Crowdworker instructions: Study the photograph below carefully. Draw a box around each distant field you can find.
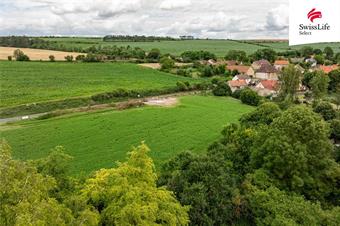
[0,47,82,61]
[0,61,200,108]
[41,37,340,56]
[0,95,254,175]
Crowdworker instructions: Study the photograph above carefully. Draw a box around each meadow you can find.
[0,61,199,108]
[41,37,340,56]
[1,95,254,175]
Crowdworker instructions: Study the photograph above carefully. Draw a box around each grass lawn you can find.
[0,95,254,175]
[0,61,200,108]
[41,37,340,56]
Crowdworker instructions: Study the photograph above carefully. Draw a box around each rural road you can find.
[0,113,47,124]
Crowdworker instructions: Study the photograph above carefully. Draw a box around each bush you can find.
[83,53,103,62]
[64,55,73,62]
[13,49,29,61]
[313,101,337,121]
[240,88,261,106]
[176,81,189,91]
[49,55,55,62]
[76,55,86,61]
[160,57,175,70]
[231,89,242,99]
[329,119,340,140]
[7,56,12,61]
[212,81,231,96]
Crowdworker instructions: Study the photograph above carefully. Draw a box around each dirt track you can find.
[0,47,83,61]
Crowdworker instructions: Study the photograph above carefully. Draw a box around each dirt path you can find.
[0,91,200,125]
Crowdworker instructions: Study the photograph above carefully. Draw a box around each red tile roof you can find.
[274,60,289,65]
[319,65,339,74]
[228,79,247,87]
[260,80,278,91]
[226,65,250,74]
[253,59,271,66]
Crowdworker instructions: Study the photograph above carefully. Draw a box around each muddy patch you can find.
[144,97,178,107]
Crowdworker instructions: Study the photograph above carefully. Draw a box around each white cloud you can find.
[0,0,290,39]
[159,0,191,10]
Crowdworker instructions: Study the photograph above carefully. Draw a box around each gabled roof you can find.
[253,59,271,66]
[226,65,250,74]
[234,74,250,80]
[228,79,247,87]
[274,60,289,65]
[259,80,278,91]
[256,64,278,73]
[319,65,339,74]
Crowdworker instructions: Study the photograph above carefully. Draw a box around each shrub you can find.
[76,55,86,61]
[13,49,29,61]
[313,101,337,121]
[231,89,242,99]
[329,119,340,140]
[176,81,189,91]
[212,81,231,96]
[64,55,73,62]
[240,88,261,106]
[49,55,55,62]
[7,56,12,61]
[160,57,175,70]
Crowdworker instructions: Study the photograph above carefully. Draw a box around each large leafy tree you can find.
[279,65,302,100]
[81,143,189,226]
[310,71,330,100]
[0,141,75,226]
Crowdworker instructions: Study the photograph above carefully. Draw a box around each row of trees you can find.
[103,35,176,42]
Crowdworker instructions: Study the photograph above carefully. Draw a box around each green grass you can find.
[41,37,340,56]
[0,95,254,175]
[0,61,200,108]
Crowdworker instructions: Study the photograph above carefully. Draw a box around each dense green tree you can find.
[240,88,261,106]
[313,101,337,121]
[324,47,334,59]
[81,143,189,226]
[147,48,161,60]
[212,81,231,96]
[0,141,75,226]
[240,102,281,127]
[302,71,316,89]
[328,69,340,92]
[224,50,248,62]
[160,56,175,70]
[279,65,302,100]
[300,46,314,57]
[330,119,340,141]
[250,106,340,201]
[252,48,277,63]
[310,71,330,100]
[314,54,325,64]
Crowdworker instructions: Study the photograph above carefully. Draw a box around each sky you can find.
[0,0,289,39]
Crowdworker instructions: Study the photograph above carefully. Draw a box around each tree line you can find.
[103,35,176,42]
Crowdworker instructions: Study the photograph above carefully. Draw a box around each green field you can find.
[0,61,199,108]
[42,37,340,56]
[0,95,254,175]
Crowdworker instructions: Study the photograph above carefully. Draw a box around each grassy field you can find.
[0,95,254,175]
[41,37,340,56]
[0,61,200,108]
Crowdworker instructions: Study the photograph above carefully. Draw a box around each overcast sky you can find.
[0,0,289,39]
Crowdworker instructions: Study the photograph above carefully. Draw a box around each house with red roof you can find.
[226,65,254,76]
[254,80,279,96]
[228,79,248,92]
[318,65,339,74]
[274,60,289,71]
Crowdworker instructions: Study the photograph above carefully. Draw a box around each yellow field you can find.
[0,47,83,61]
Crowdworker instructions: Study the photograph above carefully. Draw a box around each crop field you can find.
[0,61,200,108]
[0,47,83,61]
[41,37,340,56]
[1,95,254,175]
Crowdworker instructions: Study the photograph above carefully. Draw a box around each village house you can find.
[274,59,289,71]
[232,74,251,84]
[251,60,278,80]
[318,64,339,74]
[294,64,305,74]
[253,80,279,97]
[228,79,248,92]
[305,58,317,68]
[226,65,254,76]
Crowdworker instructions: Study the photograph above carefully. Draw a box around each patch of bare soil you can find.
[138,63,192,69]
[144,97,178,107]
[0,47,83,61]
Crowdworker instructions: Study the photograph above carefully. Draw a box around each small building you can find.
[254,64,278,80]
[226,65,254,76]
[294,64,305,74]
[251,59,272,70]
[228,79,248,92]
[274,60,289,71]
[254,80,279,97]
[305,58,317,68]
[232,74,251,84]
